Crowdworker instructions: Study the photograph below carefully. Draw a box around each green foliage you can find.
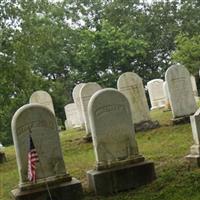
[173,35,200,75]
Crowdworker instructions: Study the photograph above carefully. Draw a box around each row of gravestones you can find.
[11,89,156,200]
[65,64,199,134]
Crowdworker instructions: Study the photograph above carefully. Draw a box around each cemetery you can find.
[1,1,200,200]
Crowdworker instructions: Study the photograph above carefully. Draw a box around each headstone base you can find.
[0,152,6,163]
[186,154,200,168]
[11,178,83,200]
[134,120,160,132]
[150,105,165,110]
[171,116,191,125]
[87,161,156,196]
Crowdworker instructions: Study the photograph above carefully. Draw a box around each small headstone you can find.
[163,81,171,111]
[64,103,81,129]
[72,83,86,129]
[147,79,165,110]
[186,108,200,167]
[29,90,55,115]
[165,64,197,122]
[11,104,82,200]
[80,82,102,138]
[117,72,159,131]
[87,88,156,195]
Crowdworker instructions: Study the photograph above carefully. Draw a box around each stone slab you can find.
[134,120,160,132]
[171,116,190,125]
[186,155,200,168]
[87,161,156,196]
[11,177,83,200]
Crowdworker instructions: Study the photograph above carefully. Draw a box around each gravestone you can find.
[11,104,82,200]
[72,83,86,129]
[64,103,81,129]
[163,81,171,111]
[0,143,6,163]
[147,79,165,110]
[190,75,199,102]
[165,64,197,123]
[186,108,200,167]
[87,88,156,195]
[29,90,55,115]
[117,72,159,131]
[80,82,102,139]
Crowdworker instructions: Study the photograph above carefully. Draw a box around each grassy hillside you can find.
[1,109,200,200]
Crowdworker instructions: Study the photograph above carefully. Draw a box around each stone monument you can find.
[147,79,165,110]
[72,83,86,129]
[11,104,83,200]
[117,72,159,131]
[87,88,156,195]
[190,75,199,102]
[64,103,81,129]
[165,64,197,124]
[80,82,102,140]
[186,108,200,167]
[29,90,55,115]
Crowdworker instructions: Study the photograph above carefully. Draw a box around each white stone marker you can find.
[64,103,81,129]
[190,75,199,102]
[165,64,197,119]
[186,108,200,167]
[29,90,55,115]
[87,88,156,195]
[163,81,171,110]
[72,83,86,129]
[11,104,82,200]
[80,82,102,136]
[147,79,165,110]
[117,72,150,124]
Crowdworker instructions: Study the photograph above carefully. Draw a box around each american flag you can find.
[28,135,39,182]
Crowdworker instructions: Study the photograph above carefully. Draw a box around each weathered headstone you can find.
[64,103,81,129]
[29,90,55,115]
[186,108,200,167]
[80,82,102,139]
[165,64,197,123]
[87,88,156,195]
[147,79,165,110]
[191,75,199,102]
[117,72,159,131]
[11,104,82,200]
[72,83,86,129]
[163,81,171,111]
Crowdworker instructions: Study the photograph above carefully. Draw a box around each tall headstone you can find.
[117,72,159,131]
[80,82,102,138]
[165,64,197,122]
[64,103,81,129]
[11,104,82,200]
[87,88,156,195]
[186,108,200,167]
[147,79,165,110]
[72,83,86,129]
[29,90,55,115]
[163,81,171,110]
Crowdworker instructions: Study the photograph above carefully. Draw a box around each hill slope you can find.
[1,109,200,200]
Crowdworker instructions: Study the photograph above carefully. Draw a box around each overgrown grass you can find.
[1,109,200,200]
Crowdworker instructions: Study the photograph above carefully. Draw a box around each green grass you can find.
[1,109,200,200]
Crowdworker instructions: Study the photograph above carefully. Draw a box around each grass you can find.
[1,108,200,200]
